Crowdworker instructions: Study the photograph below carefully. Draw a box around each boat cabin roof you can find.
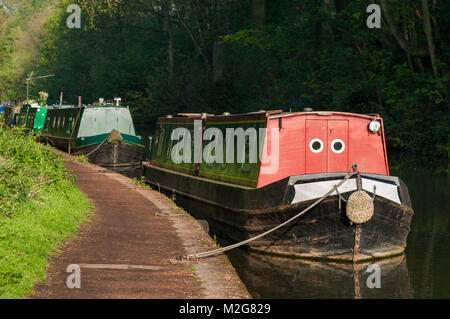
[163,110,382,121]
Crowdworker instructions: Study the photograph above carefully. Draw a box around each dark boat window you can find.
[334,142,342,151]
[222,132,232,169]
[157,128,165,156]
[204,132,216,168]
[167,130,174,160]
[312,141,321,151]
[331,139,345,154]
[67,117,73,134]
[309,138,324,153]
[241,135,252,172]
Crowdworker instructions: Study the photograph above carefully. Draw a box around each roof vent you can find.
[303,107,313,112]
[166,114,173,118]
[222,112,230,116]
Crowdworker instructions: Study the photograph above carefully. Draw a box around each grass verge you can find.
[0,124,92,298]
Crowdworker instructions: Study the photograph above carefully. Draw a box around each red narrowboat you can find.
[143,110,413,262]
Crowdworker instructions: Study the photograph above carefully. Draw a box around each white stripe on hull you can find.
[291,177,401,205]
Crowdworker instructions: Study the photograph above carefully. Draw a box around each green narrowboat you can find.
[39,103,144,169]
[2,106,21,126]
[16,104,50,132]
[1,105,13,125]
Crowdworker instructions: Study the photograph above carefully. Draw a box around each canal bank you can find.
[32,149,250,299]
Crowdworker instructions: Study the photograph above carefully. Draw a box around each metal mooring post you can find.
[353,167,363,298]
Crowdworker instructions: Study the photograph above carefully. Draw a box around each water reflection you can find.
[225,249,412,299]
[390,158,450,299]
[220,155,449,298]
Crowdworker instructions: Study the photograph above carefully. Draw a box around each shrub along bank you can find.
[0,123,92,298]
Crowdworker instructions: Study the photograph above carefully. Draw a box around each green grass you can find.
[0,123,93,298]
[0,183,92,298]
[74,154,89,163]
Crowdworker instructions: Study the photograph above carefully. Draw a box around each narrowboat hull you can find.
[143,164,413,262]
[39,132,144,168]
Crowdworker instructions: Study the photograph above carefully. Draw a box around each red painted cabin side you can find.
[257,111,389,188]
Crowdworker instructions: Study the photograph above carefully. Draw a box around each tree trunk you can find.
[422,0,439,77]
[322,0,333,35]
[213,0,228,82]
[334,0,349,13]
[163,1,174,80]
[380,0,428,58]
[252,0,265,27]
[176,10,212,75]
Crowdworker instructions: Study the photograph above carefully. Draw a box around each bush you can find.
[0,123,92,298]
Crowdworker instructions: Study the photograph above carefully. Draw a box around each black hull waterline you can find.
[144,165,413,262]
[39,135,144,169]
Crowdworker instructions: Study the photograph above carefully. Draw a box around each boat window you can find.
[309,138,324,153]
[67,117,73,134]
[167,130,174,160]
[241,135,252,172]
[331,139,345,154]
[223,131,232,168]
[204,131,214,168]
[157,128,165,156]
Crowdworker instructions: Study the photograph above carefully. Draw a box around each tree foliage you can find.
[0,0,448,160]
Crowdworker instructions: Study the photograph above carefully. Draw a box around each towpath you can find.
[32,151,250,299]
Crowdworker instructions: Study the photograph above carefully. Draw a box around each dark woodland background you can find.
[0,0,448,162]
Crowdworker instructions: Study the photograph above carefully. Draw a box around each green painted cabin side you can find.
[16,105,50,132]
[43,105,143,149]
[151,113,267,187]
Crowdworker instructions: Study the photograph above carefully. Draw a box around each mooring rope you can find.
[83,137,108,157]
[180,170,356,260]
[83,130,124,157]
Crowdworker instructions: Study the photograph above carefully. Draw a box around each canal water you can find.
[219,156,450,299]
[132,154,448,298]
